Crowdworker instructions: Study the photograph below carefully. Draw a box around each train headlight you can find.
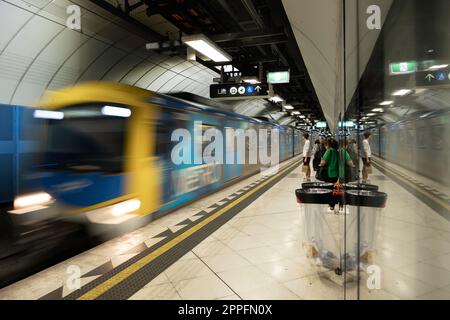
[11,192,54,213]
[86,199,141,224]
[111,199,141,217]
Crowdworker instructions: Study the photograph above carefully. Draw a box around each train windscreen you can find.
[39,105,128,174]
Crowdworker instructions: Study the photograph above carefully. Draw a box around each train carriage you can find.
[10,82,303,230]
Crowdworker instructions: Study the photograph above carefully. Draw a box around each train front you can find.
[8,84,158,230]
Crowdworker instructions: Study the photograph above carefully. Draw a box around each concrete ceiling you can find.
[281,0,393,131]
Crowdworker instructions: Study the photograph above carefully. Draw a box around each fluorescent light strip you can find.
[379,101,393,106]
[428,64,448,70]
[183,39,231,62]
[33,110,64,120]
[101,106,131,118]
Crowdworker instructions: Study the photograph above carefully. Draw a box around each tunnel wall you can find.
[0,0,218,107]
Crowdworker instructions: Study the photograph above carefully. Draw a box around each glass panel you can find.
[346,0,450,300]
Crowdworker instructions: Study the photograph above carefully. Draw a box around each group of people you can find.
[301,132,373,184]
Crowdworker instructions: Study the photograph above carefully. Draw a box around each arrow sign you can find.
[416,71,450,87]
[210,83,269,100]
[425,74,435,82]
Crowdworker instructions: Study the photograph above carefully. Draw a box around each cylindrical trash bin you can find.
[296,188,343,270]
[344,190,387,269]
[296,185,387,276]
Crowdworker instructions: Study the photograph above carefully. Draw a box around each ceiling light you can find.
[242,76,260,84]
[372,108,384,112]
[367,113,376,117]
[392,89,412,96]
[379,101,393,106]
[270,95,284,103]
[182,34,231,62]
[428,64,448,71]
[299,115,306,119]
[284,105,294,110]
[292,111,300,115]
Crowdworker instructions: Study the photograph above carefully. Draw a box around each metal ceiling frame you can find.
[88,0,324,123]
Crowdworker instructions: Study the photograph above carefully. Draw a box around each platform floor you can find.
[1,156,450,300]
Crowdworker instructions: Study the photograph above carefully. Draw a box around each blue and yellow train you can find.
[11,82,303,227]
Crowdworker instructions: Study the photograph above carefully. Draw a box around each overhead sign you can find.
[415,70,450,87]
[316,121,327,128]
[339,121,355,128]
[210,83,270,100]
[389,61,417,75]
[267,71,290,84]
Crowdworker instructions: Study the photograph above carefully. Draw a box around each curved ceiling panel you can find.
[0,0,219,107]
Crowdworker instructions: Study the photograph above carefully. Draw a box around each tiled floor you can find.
[1,157,449,300]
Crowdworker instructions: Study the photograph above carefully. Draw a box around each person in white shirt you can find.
[362,132,372,183]
[302,133,313,181]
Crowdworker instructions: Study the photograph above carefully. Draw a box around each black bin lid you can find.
[343,182,379,192]
[295,188,333,204]
[345,190,387,208]
[301,182,334,190]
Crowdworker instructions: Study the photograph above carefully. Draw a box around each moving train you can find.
[370,109,450,187]
[10,82,303,228]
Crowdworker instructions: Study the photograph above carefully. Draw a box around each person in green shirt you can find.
[320,138,339,183]
[319,138,339,211]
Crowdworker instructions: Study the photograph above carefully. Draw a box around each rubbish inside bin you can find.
[322,251,338,269]
[343,253,356,271]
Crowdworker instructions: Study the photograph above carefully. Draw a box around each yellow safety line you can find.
[372,159,450,211]
[77,159,301,300]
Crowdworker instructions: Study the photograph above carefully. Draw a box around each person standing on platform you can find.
[362,132,373,183]
[312,139,321,171]
[302,133,313,181]
[319,138,340,211]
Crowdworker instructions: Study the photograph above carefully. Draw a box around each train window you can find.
[44,105,126,173]
[155,121,171,157]
[431,125,444,150]
[416,127,426,149]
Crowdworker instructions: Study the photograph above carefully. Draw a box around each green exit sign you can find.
[267,71,290,84]
[390,61,417,75]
